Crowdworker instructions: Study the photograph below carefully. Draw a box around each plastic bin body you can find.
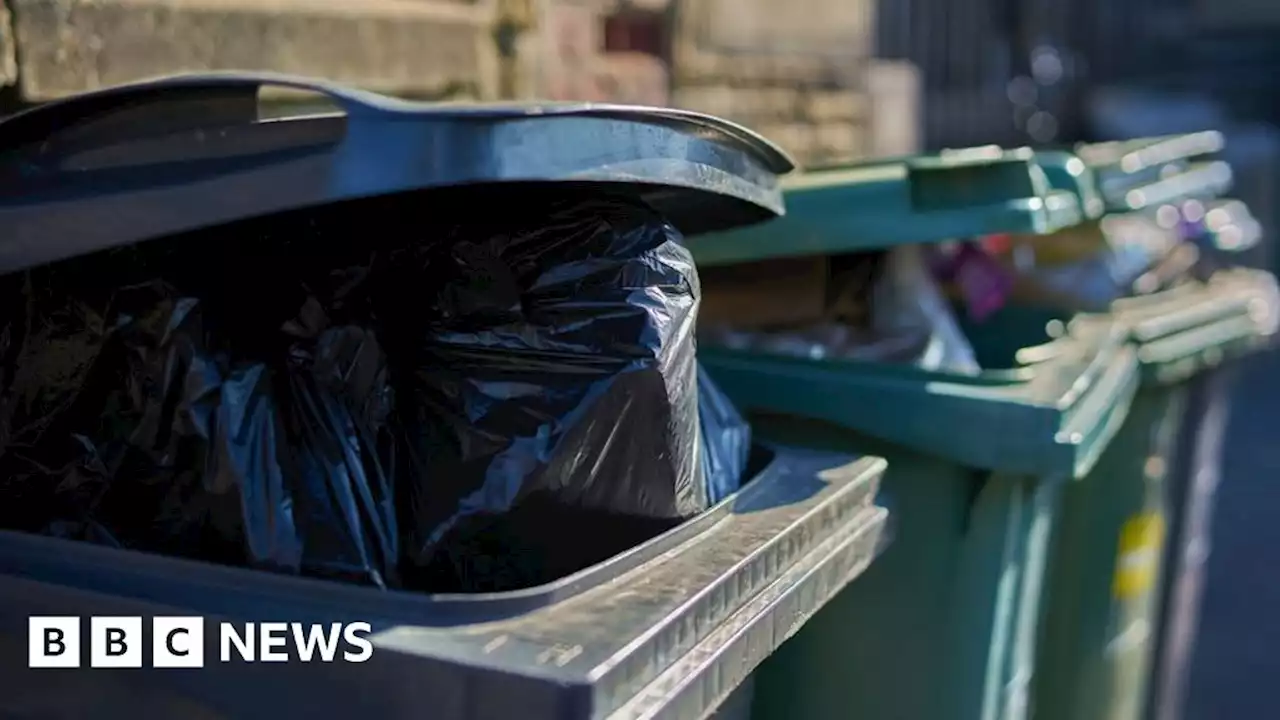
[1033,387,1184,720]
[983,271,1279,720]
[1068,136,1277,720]
[697,325,1137,720]
[749,430,1055,720]
[686,149,1134,720]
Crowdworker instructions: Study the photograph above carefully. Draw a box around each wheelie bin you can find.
[685,148,1139,720]
[1079,137,1278,720]
[0,73,896,720]
[976,144,1280,720]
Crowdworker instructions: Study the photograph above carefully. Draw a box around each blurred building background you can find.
[1,0,1277,162]
[1,0,1277,157]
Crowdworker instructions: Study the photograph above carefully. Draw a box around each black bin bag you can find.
[0,216,402,589]
[388,190,732,589]
[0,186,751,592]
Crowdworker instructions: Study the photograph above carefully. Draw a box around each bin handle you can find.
[0,71,796,173]
[0,72,409,160]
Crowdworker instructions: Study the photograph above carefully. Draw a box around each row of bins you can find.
[0,74,1274,720]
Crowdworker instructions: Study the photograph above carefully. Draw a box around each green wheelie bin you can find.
[684,149,1139,720]
[969,141,1280,720]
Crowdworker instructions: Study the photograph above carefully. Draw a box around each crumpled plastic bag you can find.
[698,366,751,506]
[0,245,400,588]
[0,187,747,592]
[390,192,710,580]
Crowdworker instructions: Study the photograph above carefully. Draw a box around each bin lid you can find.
[1075,132,1226,211]
[1198,199,1263,253]
[1079,268,1279,386]
[1075,132,1224,175]
[1108,161,1233,213]
[0,72,794,276]
[686,146,1083,266]
[1035,150,1106,220]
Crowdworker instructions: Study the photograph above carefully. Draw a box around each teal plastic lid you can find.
[1109,161,1233,213]
[1035,151,1106,220]
[1076,132,1224,175]
[687,147,1083,267]
[1075,132,1228,212]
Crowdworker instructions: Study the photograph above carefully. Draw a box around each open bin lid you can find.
[1064,268,1280,386]
[0,72,794,276]
[1105,161,1233,214]
[685,146,1083,266]
[1034,151,1107,221]
[1196,199,1264,253]
[1074,132,1228,213]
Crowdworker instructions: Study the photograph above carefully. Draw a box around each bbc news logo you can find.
[28,617,374,668]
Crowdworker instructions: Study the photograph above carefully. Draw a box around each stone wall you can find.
[521,0,875,166]
[667,0,874,166]
[517,0,668,106]
[0,2,15,90]
[3,0,501,102]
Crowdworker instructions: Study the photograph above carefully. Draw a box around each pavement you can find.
[1184,347,1280,719]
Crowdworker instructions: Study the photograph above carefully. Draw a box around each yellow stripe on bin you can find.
[1113,512,1166,600]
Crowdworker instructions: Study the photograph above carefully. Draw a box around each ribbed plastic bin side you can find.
[1021,142,1280,720]
[1029,271,1279,720]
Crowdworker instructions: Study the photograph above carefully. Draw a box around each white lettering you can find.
[342,622,373,663]
[220,623,255,662]
[291,622,343,662]
[259,622,289,662]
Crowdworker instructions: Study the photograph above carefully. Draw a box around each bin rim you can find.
[1075,131,1225,176]
[0,71,794,275]
[1103,161,1233,213]
[1077,269,1280,386]
[1035,150,1107,220]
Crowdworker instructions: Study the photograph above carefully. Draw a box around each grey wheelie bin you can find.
[684,149,1139,720]
[0,73,895,720]
[970,142,1280,720]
